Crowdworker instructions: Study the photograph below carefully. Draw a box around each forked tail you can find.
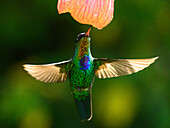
[74,92,92,121]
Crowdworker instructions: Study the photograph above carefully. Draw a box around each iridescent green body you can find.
[69,34,94,120]
[70,37,94,100]
[70,65,94,100]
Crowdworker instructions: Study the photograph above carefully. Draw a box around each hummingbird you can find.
[23,26,158,121]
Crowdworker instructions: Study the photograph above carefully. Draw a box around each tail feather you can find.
[74,92,92,121]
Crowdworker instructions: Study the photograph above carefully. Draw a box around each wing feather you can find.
[23,59,71,83]
[94,57,158,79]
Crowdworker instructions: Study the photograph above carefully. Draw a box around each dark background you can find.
[0,0,169,128]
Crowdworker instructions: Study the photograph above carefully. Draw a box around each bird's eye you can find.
[76,33,85,42]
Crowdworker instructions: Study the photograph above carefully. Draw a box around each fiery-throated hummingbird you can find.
[23,27,158,121]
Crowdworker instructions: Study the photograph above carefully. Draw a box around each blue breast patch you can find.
[79,55,91,70]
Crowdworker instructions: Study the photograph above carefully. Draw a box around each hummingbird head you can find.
[74,26,92,59]
[76,26,91,44]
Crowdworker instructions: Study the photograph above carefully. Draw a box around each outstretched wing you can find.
[94,57,158,79]
[23,59,72,83]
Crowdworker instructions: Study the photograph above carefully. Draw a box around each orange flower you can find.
[57,0,115,29]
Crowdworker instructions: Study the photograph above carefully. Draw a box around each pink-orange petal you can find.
[57,0,115,29]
